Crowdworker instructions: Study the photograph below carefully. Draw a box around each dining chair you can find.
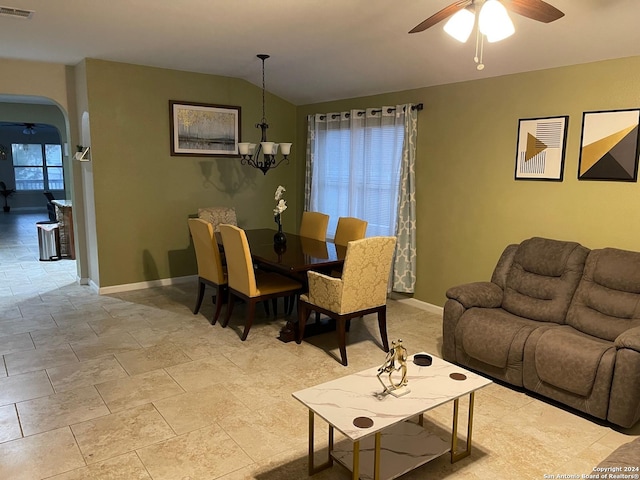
[333,216,368,246]
[219,224,303,341]
[299,211,330,241]
[43,191,57,222]
[188,218,228,325]
[197,206,237,232]
[297,236,397,366]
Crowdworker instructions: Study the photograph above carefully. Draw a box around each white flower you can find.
[274,199,287,215]
[275,185,286,201]
[274,186,287,218]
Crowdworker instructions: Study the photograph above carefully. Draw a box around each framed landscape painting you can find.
[169,101,241,156]
[578,109,640,182]
[514,115,568,181]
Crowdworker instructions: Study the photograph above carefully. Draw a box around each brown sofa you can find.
[443,237,640,428]
[596,436,640,471]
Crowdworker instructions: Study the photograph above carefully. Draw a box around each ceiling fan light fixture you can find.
[443,7,475,43]
[479,0,515,43]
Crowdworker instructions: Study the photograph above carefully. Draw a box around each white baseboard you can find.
[389,293,443,315]
[98,275,197,295]
[88,279,100,294]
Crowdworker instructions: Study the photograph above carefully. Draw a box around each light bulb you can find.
[443,8,475,43]
[479,0,514,43]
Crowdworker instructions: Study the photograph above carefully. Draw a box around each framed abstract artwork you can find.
[514,115,568,181]
[169,101,241,156]
[578,109,640,181]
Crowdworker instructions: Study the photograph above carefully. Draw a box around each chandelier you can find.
[443,0,515,70]
[238,54,292,175]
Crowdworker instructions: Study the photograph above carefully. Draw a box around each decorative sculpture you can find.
[377,339,410,397]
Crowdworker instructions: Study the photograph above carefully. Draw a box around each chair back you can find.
[299,211,330,241]
[340,236,397,312]
[333,217,367,246]
[198,206,237,232]
[219,224,258,297]
[43,191,57,221]
[188,218,225,284]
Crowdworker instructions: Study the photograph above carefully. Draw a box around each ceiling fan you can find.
[409,0,564,69]
[409,0,564,34]
[0,122,46,135]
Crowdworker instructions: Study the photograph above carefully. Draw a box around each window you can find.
[12,143,64,191]
[307,105,418,293]
[309,112,404,238]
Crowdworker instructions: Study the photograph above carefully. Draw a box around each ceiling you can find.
[1,0,639,105]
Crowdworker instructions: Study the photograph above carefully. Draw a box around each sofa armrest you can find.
[608,335,640,427]
[615,326,640,352]
[446,281,503,309]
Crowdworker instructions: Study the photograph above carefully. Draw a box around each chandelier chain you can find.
[261,57,267,124]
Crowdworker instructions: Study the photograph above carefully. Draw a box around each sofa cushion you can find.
[502,237,589,324]
[567,248,640,341]
[457,308,541,369]
[594,248,640,293]
[518,237,579,277]
[534,328,614,397]
[596,436,640,471]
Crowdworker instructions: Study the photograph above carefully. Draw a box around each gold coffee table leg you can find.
[373,432,381,480]
[451,391,475,463]
[308,410,333,475]
[352,440,360,480]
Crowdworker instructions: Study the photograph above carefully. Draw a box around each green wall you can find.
[298,56,640,307]
[84,60,298,287]
[5,55,640,300]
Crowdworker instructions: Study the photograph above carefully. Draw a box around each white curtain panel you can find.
[305,104,417,292]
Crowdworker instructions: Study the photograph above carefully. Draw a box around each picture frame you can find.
[169,101,241,156]
[578,108,640,182]
[514,115,568,181]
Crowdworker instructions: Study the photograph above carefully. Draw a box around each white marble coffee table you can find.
[292,352,492,480]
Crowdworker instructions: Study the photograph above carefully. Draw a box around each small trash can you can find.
[36,221,61,261]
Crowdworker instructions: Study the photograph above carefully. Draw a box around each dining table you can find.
[216,228,347,342]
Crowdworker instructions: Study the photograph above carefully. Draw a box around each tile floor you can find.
[0,212,638,480]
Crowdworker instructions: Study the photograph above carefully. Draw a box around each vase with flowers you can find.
[273,185,287,245]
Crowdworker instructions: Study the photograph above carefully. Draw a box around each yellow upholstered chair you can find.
[299,211,330,241]
[333,216,367,246]
[197,206,237,232]
[297,236,397,366]
[188,218,227,325]
[219,224,302,341]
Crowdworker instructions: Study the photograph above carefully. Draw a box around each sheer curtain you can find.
[306,104,417,292]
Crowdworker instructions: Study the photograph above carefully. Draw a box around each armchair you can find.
[297,236,397,366]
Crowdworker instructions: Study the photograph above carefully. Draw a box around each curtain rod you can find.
[320,103,423,120]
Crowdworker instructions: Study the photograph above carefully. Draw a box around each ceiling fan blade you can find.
[409,0,473,34]
[508,0,564,23]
